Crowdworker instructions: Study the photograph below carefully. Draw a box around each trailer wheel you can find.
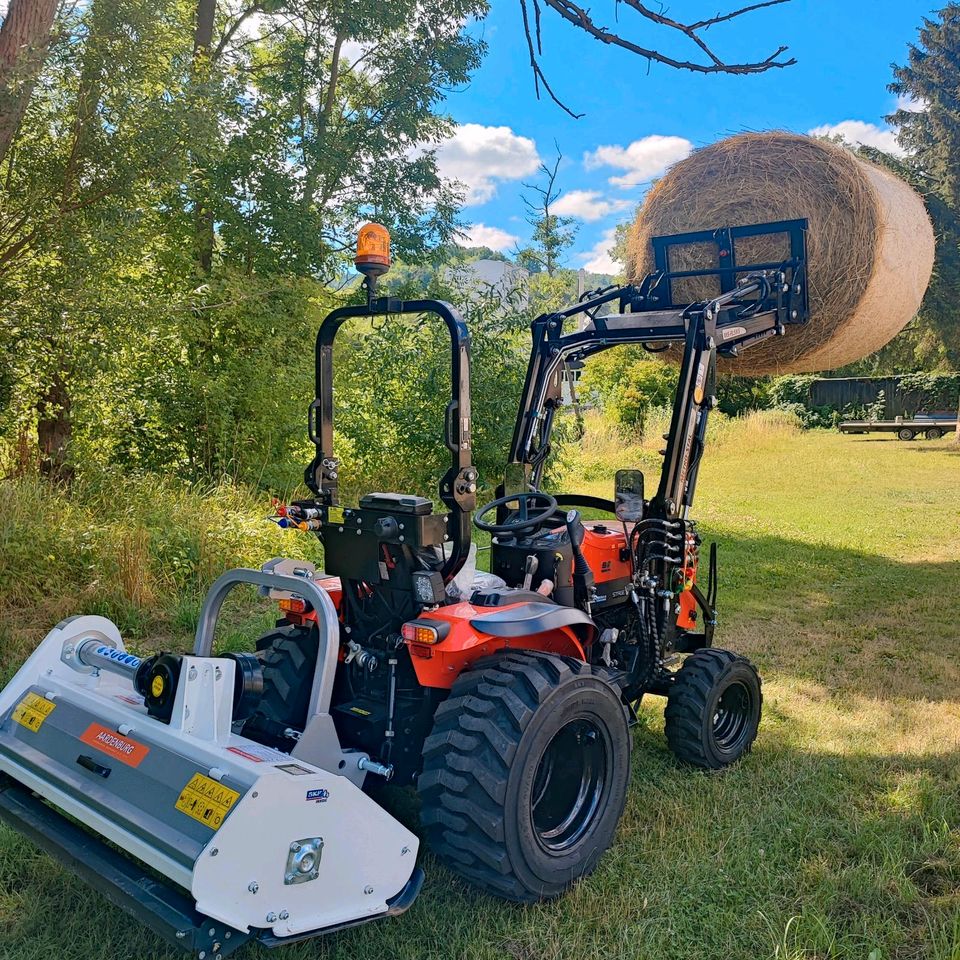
[664,648,761,770]
[897,428,915,441]
[419,651,630,903]
[925,427,942,440]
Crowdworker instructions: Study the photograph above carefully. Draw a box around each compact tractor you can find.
[0,219,807,956]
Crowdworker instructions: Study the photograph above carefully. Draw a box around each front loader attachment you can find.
[0,567,422,957]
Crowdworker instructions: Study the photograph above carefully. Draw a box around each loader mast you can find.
[506,218,809,519]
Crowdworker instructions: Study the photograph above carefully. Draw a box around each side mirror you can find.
[614,469,645,522]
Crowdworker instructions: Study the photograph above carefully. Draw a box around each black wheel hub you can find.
[712,679,753,751]
[530,718,607,853]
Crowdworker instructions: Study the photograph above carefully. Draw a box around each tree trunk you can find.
[193,0,216,273]
[37,371,73,481]
[0,0,59,166]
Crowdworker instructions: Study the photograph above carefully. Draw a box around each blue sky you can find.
[433,0,933,271]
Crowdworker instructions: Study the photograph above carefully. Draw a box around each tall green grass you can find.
[0,469,321,632]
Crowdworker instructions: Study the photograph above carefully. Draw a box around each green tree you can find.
[889,4,960,439]
[0,0,487,481]
[0,0,196,477]
[516,146,577,276]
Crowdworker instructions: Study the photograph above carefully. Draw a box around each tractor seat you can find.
[469,601,595,644]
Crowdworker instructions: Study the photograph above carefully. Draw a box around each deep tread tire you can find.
[419,651,631,903]
[243,625,317,748]
[664,648,761,770]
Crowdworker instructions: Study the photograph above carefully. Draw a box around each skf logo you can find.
[306,788,330,803]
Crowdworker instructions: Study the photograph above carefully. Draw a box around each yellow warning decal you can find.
[12,692,56,732]
[175,773,240,830]
[327,506,345,525]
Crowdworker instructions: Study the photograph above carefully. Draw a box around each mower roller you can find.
[0,219,808,955]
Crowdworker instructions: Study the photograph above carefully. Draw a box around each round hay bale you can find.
[625,132,935,375]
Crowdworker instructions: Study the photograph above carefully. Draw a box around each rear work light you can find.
[400,619,450,645]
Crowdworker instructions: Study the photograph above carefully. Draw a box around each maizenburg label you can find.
[79,722,150,768]
[12,692,56,732]
[175,773,240,829]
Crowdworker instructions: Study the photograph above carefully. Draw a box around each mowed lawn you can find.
[1,427,959,960]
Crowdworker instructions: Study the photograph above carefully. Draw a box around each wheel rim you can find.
[711,680,753,752]
[530,718,607,853]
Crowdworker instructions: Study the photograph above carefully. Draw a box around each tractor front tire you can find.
[664,648,761,770]
[419,651,630,903]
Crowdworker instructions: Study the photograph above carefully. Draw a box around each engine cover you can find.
[490,521,631,611]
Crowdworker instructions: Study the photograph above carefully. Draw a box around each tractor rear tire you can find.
[664,648,761,770]
[419,651,630,903]
[242,624,318,749]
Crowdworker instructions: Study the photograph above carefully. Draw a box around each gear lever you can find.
[565,510,595,613]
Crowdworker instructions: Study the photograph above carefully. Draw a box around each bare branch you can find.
[519,0,584,119]
[688,0,791,31]
[524,0,795,114]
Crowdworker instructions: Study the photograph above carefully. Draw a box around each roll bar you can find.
[304,296,476,579]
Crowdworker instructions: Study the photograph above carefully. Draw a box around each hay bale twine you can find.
[625,132,935,375]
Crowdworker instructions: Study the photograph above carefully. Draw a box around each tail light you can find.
[400,619,450,645]
[279,597,307,615]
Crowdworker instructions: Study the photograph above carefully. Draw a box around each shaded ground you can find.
[1,427,959,960]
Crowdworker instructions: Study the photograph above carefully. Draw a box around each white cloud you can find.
[808,120,905,156]
[552,190,633,222]
[435,124,540,205]
[460,223,519,251]
[584,135,693,189]
[894,92,926,113]
[579,228,622,275]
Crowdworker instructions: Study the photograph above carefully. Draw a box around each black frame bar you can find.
[651,219,808,316]
[304,296,476,579]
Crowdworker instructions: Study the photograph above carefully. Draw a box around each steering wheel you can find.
[474,491,559,536]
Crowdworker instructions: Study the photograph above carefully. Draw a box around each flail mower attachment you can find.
[0,568,421,958]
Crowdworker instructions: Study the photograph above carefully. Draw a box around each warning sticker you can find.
[327,506,345,525]
[12,692,56,732]
[175,773,241,829]
[227,743,288,763]
[79,722,150,768]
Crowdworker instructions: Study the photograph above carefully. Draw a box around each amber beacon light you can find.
[355,222,391,279]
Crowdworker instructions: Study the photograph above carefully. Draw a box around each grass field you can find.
[1,422,959,960]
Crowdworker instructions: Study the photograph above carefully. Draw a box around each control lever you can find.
[522,554,539,591]
[565,510,595,614]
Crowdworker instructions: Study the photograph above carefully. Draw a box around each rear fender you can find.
[405,602,588,689]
